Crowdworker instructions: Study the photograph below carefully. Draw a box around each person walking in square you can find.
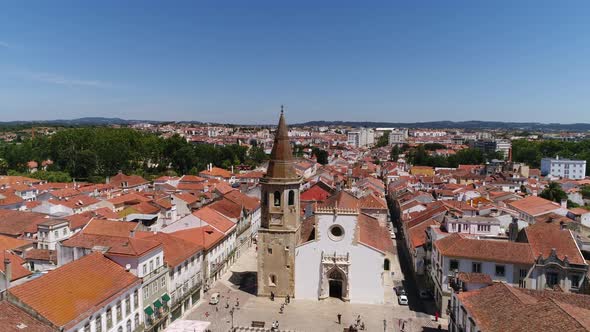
[337,313,342,324]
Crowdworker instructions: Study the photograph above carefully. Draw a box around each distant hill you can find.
[295,120,590,131]
[1,117,589,131]
[0,117,163,127]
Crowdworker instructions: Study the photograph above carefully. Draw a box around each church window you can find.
[288,190,295,206]
[328,225,345,241]
[267,247,272,255]
[274,191,281,206]
[269,274,277,286]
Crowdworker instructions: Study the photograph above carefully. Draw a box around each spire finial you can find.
[280,104,284,115]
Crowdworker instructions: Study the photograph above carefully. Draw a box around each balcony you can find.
[144,266,166,282]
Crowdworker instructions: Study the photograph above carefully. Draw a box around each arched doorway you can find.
[384,258,390,271]
[328,268,344,299]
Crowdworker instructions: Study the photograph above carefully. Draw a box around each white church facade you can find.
[257,110,394,304]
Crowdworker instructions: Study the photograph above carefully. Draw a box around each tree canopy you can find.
[0,128,266,181]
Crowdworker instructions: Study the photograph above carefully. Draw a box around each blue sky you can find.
[1,1,590,124]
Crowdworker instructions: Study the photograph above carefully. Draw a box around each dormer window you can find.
[274,191,281,206]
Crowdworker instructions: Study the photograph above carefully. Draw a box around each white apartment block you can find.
[347,128,375,147]
[541,156,586,179]
[388,129,409,145]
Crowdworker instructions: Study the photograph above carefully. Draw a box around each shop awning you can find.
[154,299,163,308]
[162,293,171,302]
[144,306,154,315]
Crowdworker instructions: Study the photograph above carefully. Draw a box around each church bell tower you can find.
[257,108,301,297]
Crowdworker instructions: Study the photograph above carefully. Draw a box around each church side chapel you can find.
[257,109,395,304]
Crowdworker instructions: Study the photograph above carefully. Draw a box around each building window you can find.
[191,257,195,266]
[161,276,166,288]
[269,274,277,287]
[63,228,67,235]
[133,290,138,310]
[106,308,113,329]
[96,316,102,332]
[134,314,139,329]
[572,275,580,289]
[546,272,559,287]
[273,191,281,206]
[126,319,132,332]
[267,247,272,255]
[495,265,505,277]
[152,282,157,293]
[125,295,131,316]
[449,260,459,271]
[84,323,90,332]
[156,256,160,267]
[288,190,295,206]
[54,230,58,237]
[472,262,481,273]
[149,260,154,272]
[328,225,345,241]
[116,301,122,322]
[520,269,528,278]
[144,287,149,300]
[143,264,147,275]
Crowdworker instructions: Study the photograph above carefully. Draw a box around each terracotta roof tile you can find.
[9,252,140,328]
[209,198,242,219]
[82,218,138,237]
[525,221,586,265]
[170,226,225,250]
[435,233,535,265]
[1,251,32,281]
[135,232,202,268]
[507,196,561,216]
[357,213,393,253]
[193,206,236,234]
[408,219,439,248]
[0,210,48,237]
[0,301,54,332]
[223,190,260,212]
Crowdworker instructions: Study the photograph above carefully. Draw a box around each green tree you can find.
[312,147,329,165]
[539,182,568,203]
[374,131,390,148]
[390,145,400,161]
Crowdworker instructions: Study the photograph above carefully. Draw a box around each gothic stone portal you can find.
[320,265,349,301]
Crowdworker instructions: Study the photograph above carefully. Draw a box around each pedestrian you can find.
[356,315,361,325]
[286,294,290,304]
[360,322,365,330]
[270,291,275,301]
[337,313,342,324]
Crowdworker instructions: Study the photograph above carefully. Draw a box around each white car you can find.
[398,294,408,305]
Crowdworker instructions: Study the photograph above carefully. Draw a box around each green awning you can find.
[154,299,163,308]
[144,306,154,315]
[162,293,171,302]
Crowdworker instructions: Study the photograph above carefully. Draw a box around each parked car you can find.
[209,292,220,305]
[398,294,408,305]
[418,289,431,300]
[394,285,406,296]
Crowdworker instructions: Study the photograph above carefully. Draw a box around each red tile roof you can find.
[408,218,439,248]
[0,210,48,237]
[135,232,202,268]
[174,193,200,205]
[223,190,260,212]
[109,173,149,188]
[435,233,535,265]
[107,192,151,206]
[193,206,236,234]
[82,218,138,237]
[1,251,32,281]
[199,167,232,179]
[24,249,57,264]
[9,252,140,329]
[525,221,586,265]
[507,196,561,216]
[62,232,160,257]
[0,301,54,332]
[170,226,225,250]
[357,213,394,253]
[0,234,32,251]
[457,283,590,332]
[300,184,332,202]
[209,198,242,219]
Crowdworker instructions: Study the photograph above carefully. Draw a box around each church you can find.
[257,111,395,304]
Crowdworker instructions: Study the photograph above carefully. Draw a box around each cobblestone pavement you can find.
[185,245,447,332]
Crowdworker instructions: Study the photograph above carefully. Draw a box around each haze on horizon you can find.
[1,1,590,124]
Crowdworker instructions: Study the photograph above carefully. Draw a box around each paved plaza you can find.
[185,245,447,332]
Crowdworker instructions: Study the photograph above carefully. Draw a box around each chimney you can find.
[560,221,567,230]
[125,264,131,272]
[560,199,567,209]
[129,229,135,238]
[4,256,11,290]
